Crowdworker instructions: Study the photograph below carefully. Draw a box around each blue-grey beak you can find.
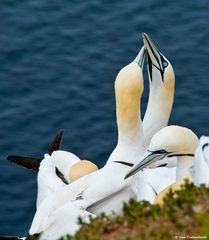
[134,46,146,69]
[142,33,169,82]
[124,150,168,179]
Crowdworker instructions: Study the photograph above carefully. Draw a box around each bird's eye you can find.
[148,149,168,154]
[157,149,167,154]
[163,61,168,67]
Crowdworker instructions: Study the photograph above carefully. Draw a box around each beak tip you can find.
[124,173,131,180]
[124,174,128,180]
[142,32,148,39]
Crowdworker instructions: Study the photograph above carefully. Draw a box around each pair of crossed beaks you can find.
[7,130,68,185]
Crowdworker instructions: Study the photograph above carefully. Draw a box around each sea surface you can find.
[0,0,209,236]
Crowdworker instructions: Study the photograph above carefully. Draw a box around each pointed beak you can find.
[134,46,146,69]
[142,33,164,71]
[124,150,168,179]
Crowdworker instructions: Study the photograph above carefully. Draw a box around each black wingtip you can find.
[6,155,41,171]
[48,130,64,155]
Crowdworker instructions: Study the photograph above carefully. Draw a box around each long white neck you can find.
[117,101,145,151]
[115,102,145,164]
[107,62,145,164]
[143,68,174,146]
[176,156,194,181]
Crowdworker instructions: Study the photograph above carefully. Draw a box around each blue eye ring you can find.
[163,61,168,67]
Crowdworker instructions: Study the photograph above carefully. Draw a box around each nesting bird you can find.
[7,130,98,207]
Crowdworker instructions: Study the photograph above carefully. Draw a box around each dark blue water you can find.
[1,0,209,236]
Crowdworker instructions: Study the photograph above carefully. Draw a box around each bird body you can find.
[7,132,98,208]
[36,153,67,207]
[131,167,176,203]
[39,202,94,240]
[37,151,99,208]
[29,164,132,235]
[129,33,176,203]
[29,49,146,236]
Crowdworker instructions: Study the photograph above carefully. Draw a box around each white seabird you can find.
[7,131,98,207]
[142,33,175,146]
[125,125,199,181]
[29,46,147,236]
[154,135,209,205]
[124,125,209,205]
[130,33,176,203]
[125,124,209,203]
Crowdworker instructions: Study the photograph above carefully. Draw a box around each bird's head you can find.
[115,47,145,132]
[125,125,199,179]
[142,33,174,92]
[69,160,98,182]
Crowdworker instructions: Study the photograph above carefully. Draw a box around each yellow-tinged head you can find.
[125,126,199,179]
[149,125,199,154]
[69,160,98,182]
[142,33,175,109]
[142,33,175,89]
[115,62,144,133]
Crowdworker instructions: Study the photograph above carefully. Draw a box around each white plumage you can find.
[129,33,176,203]
[36,150,80,207]
[29,48,146,236]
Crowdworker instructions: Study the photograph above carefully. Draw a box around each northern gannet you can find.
[142,33,175,146]
[7,131,98,207]
[125,126,209,206]
[125,125,199,181]
[28,47,146,236]
[154,135,209,205]
[125,126,199,204]
[37,153,97,206]
[130,33,176,203]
